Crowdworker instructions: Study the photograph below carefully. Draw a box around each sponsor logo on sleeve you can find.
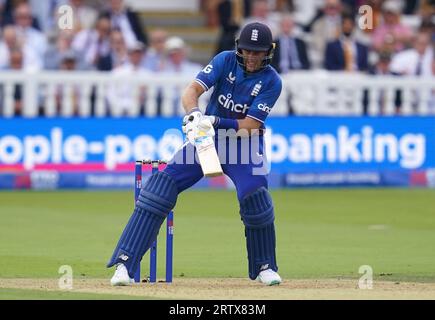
[257,103,271,114]
[226,71,236,84]
[202,64,213,74]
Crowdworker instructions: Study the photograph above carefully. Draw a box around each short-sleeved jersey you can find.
[195,51,282,128]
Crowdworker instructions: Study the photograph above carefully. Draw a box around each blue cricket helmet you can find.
[235,22,275,72]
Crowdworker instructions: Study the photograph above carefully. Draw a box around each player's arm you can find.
[181,81,205,114]
[237,117,262,133]
[202,115,261,135]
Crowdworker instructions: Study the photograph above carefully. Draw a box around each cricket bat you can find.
[189,121,223,178]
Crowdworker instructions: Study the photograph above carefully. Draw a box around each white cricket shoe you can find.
[110,263,134,286]
[256,269,282,286]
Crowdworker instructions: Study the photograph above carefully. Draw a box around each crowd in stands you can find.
[0,0,433,116]
[0,0,201,73]
[214,0,433,74]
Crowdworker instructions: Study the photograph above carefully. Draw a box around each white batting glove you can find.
[196,117,216,139]
[182,108,203,144]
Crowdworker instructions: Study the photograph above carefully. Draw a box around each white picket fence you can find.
[0,70,433,117]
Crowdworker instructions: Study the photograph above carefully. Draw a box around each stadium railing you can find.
[0,71,433,117]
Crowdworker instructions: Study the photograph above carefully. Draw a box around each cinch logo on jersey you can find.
[218,93,249,114]
[257,103,271,114]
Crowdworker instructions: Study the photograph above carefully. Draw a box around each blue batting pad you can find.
[107,172,178,278]
[239,187,278,280]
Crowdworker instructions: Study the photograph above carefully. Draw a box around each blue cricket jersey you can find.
[195,51,282,129]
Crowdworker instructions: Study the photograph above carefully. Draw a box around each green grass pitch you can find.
[0,188,434,299]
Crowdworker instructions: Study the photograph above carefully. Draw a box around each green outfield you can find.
[0,188,434,299]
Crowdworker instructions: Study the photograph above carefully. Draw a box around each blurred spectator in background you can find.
[102,0,147,49]
[367,50,394,114]
[96,29,128,71]
[55,50,81,115]
[372,0,413,53]
[27,0,61,33]
[369,50,393,75]
[241,0,279,38]
[324,14,369,72]
[142,28,168,72]
[271,13,310,73]
[107,41,150,116]
[403,0,419,14]
[0,24,41,70]
[310,0,343,68]
[71,14,112,70]
[390,31,433,76]
[430,57,435,114]
[1,0,41,29]
[44,30,85,70]
[215,0,251,53]
[12,2,47,62]
[419,0,435,19]
[5,48,24,115]
[419,15,435,35]
[389,32,433,113]
[161,36,203,75]
[275,0,294,12]
[59,49,79,71]
[160,36,203,115]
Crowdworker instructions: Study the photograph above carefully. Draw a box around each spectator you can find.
[161,36,203,75]
[107,41,150,116]
[389,32,433,113]
[55,50,81,115]
[369,50,393,75]
[324,14,369,72]
[419,16,435,35]
[367,51,394,114]
[403,0,419,14]
[102,0,147,49]
[59,50,78,71]
[28,0,62,33]
[390,31,433,76]
[241,0,279,38]
[12,2,47,60]
[419,0,435,19]
[271,13,310,74]
[142,28,168,72]
[430,58,435,114]
[5,48,24,115]
[44,30,85,70]
[215,0,251,54]
[160,37,203,115]
[310,0,343,68]
[0,24,41,70]
[71,14,112,70]
[2,0,41,29]
[372,0,413,53]
[275,0,294,12]
[96,29,129,71]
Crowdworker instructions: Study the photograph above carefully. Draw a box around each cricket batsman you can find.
[108,22,283,286]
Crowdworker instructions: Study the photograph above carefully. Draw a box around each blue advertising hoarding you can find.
[0,117,434,189]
